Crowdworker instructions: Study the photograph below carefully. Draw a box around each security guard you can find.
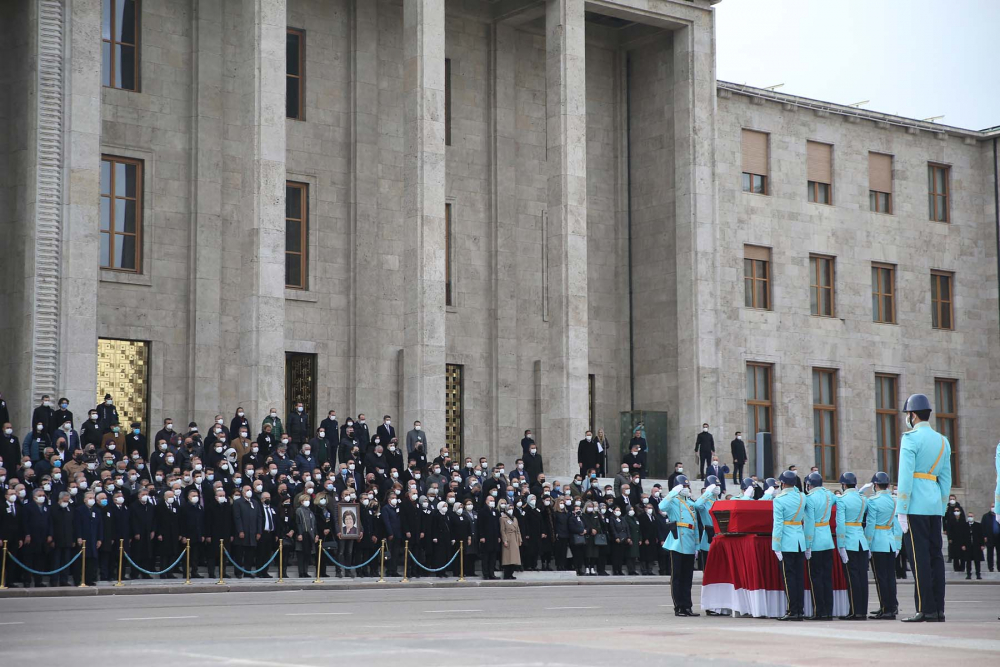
[659,474,700,617]
[771,470,806,621]
[802,471,836,620]
[734,477,756,501]
[836,472,869,620]
[864,471,901,619]
[897,393,952,623]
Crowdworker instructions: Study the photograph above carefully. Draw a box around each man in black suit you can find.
[73,493,103,586]
[705,456,729,495]
[257,492,277,578]
[129,489,156,578]
[22,489,53,587]
[178,489,205,578]
[730,432,747,483]
[233,486,262,577]
[577,431,600,475]
[694,423,714,479]
[51,492,76,586]
[376,416,396,449]
[354,414,371,451]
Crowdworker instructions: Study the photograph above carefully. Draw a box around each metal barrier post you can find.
[401,540,409,583]
[458,540,465,582]
[115,539,125,587]
[0,540,7,589]
[78,541,87,588]
[217,540,226,585]
[313,540,323,584]
[378,539,386,582]
[277,540,284,583]
[184,538,191,585]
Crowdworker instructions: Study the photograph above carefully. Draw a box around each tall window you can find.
[812,368,838,478]
[445,58,452,147]
[445,364,464,461]
[869,152,893,213]
[875,374,899,480]
[588,374,596,434]
[741,129,768,194]
[928,164,949,222]
[445,203,453,306]
[746,363,773,440]
[744,245,771,310]
[286,29,304,119]
[806,141,833,205]
[100,156,142,272]
[102,0,139,91]
[285,182,308,289]
[871,263,896,324]
[930,270,954,330]
[809,254,835,317]
[934,378,959,486]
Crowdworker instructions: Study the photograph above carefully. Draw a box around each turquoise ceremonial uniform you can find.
[658,489,699,555]
[835,488,868,551]
[693,489,716,552]
[803,486,836,552]
[896,421,952,517]
[864,491,901,553]
[770,487,806,553]
[732,494,754,501]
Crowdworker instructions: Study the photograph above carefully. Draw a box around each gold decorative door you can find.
[285,352,316,431]
[445,363,463,461]
[96,338,150,434]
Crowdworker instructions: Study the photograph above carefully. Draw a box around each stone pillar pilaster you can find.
[544,0,589,476]
[402,0,447,445]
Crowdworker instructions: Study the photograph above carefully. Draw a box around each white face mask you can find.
[301,500,310,508]
[414,425,421,431]
[703,427,708,432]
[237,412,244,417]
[165,424,173,431]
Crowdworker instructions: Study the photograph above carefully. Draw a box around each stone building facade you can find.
[1,0,998,509]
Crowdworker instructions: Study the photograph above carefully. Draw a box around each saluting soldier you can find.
[897,393,951,623]
[836,472,869,620]
[658,475,700,617]
[772,470,806,621]
[864,472,901,619]
[803,471,836,620]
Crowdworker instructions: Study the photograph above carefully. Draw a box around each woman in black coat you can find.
[449,504,473,576]
[428,503,454,577]
[538,497,555,570]
[581,501,605,576]
[608,507,630,575]
[552,499,571,571]
[637,503,659,575]
[567,504,586,575]
[204,490,233,579]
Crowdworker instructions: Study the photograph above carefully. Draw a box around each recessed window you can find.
[285,182,308,289]
[930,270,954,330]
[812,368,838,478]
[100,156,142,272]
[102,0,140,91]
[928,164,950,222]
[445,202,453,306]
[287,29,304,120]
[934,378,959,486]
[741,129,768,194]
[744,245,771,310]
[746,363,773,441]
[809,254,835,317]
[875,374,899,480]
[871,263,896,324]
[806,141,833,205]
[869,152,893,213]
[445,58,452,147]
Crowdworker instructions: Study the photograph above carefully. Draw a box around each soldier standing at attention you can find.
[658,475,700,617]
[835,472,869,620]
[896,393,951,623]
[864,472,901,619]
[802,471,836,620]
[772,470,806,621]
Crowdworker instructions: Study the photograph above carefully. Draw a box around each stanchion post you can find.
[184,538,191,585]
[313,540,323,584]
[115,539,125,587]
[0,540,7,590]
[458,540,465,582]
[378,539,386,582]
[217,540,226,585]
[78,541,87,588]
[277,540,284,583]
[401,540,409,583]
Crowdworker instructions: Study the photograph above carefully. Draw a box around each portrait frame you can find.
[336,502,362,540]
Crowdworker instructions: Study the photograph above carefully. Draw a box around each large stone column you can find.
[237,0,286,426]
[402,0,447,444]
[544,0,589,476]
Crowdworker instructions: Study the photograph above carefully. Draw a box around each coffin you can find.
[709,500,773,535]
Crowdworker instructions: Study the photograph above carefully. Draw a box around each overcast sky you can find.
[715,0,1000,131]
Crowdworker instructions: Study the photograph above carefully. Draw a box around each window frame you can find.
[445,202,453,306]
[928,164,950,223]
[286,28,305,120]
[285,181,309,290]
[746,362,773,442]
[102,0,141,91]
[871,263,896,324]
[869,190,892,214]
[812,368,838,479]
[100,155,143,273]
[743,246,771,310]
[934,378,959,486]
[741,172,767,195]
[807,180,832,205]
[875,374,899,480]
[809,254,835,317]
[444,57,452,147]
[930,270,954,330]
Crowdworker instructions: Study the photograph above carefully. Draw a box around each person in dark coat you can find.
[50,492,76,585]
[577,431,600,475]
[156,490,182,578]
[21,489,54,587]
[519,498,542,571]
[205,488,233,579]
[428,502,454,576]
[178,489,206,578]
[608,506,630,575]
[94,494,117,581]
[50,398,74,437]
[622,442,647,480]
[110,493,131,576]
[229,408,250,447]
[450,503,473,577]
[476,498,501,580]
[232,486,262,578]
[694,423,715,480]
[129,490,156,579]
[294,494,317,578]
[376,416,396,450]
[286,402,310,454]
[72,493,103,585]
[730,432,747,483]
[962,512,986,579]
[125,422,147,460]
[381,494,402,576]
[31,396,54,438]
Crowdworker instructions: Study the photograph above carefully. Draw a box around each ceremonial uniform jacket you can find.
[864,490,901,553]
[803,486,836,551]
[835,489,869,551]
[658,488,699,555]
[896,422,951,517]
[771,487,806,553]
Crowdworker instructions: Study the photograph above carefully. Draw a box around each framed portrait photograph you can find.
[337,502,362,540]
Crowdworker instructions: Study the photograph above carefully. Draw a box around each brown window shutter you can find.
[869,152,892,193]
[742,129,768,175]
[744,244,771,262]
[806,141,832,184]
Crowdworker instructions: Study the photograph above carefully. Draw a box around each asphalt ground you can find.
[1,578,997,666]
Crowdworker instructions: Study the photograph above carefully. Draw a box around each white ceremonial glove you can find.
[775,551,783,562]
[743,488,754,499]
[897,514,908,534]
[705,484,718,496]
[891,546,898,556]
[860,483,873,494]
[762,487,775,499]
[805,549,812,560]
[838,547,848,564]
[671,485,683,495]
[867,550,872,561]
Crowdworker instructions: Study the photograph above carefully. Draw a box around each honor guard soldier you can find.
[897,393,951,623]
[734,478,756,501]
[771,470,806,621]
[659,475,700,617]
[836,472,869,620]
[761,477,778,500]
[803,471,836,620]
[864,471,901,619]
